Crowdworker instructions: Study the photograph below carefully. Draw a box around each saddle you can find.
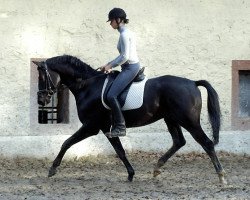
[102,67,146,109]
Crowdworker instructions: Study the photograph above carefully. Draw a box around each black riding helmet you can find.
[107,8,128,23]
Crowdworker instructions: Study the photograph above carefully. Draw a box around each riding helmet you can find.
[107,8,127,22]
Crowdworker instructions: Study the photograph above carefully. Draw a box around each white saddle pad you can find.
[101,78,148,111]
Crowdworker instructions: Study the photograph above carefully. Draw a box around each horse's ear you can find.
[32,61,41,66]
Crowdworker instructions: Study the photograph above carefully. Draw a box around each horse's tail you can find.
[195,80,221,145]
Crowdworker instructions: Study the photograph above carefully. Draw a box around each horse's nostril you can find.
[38,100,45,106]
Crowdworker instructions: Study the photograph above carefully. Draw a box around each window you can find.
[38,89,70,124]
[32,58,69,124]
[30,58,78,136]
[232,60,250,130]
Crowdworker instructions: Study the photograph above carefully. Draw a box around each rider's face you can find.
[110,18,120,29]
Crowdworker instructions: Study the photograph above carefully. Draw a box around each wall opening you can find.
[30,58,79,136]
[238,70,250,118]
[232,60,250,130]
[31,58,70,125]
[38,89,70,124]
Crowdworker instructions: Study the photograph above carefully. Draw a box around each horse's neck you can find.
[71,76,105,105]
[52,62,104,96]
[66,71,106,99]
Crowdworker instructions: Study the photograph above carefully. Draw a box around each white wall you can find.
[0,0,250,157]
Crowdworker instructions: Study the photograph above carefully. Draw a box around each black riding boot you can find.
[108,98,126,137]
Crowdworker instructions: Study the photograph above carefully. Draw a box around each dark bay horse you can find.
[33,55,226,184]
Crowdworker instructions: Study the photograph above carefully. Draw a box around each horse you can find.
[33,55,226,184]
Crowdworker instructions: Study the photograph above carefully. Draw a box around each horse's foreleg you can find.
[154,122,186,177]
[48,125,98,177]
[106,136,135,182]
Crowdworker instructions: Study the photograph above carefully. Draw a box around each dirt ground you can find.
[0,152,249,200]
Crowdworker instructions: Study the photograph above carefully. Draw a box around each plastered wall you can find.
[0,1,250,150]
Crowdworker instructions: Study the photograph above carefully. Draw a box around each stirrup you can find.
[105,128,126,138]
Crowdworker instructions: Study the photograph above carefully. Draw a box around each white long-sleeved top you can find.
[108,25,139,68]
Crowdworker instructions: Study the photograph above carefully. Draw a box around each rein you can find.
[76,68,107,89]
[39,62,107,93]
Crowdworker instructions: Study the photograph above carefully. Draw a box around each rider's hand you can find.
[101,64,112,74]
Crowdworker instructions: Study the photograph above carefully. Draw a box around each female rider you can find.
[101,8,140,137]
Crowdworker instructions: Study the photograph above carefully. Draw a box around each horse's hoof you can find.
[219,170,227,185]
[219,177,228,185]
[153,169,161,177]
[48,167,57,177]
[128,174,134,182]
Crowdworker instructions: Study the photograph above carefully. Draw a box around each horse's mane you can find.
[46,55,95,74]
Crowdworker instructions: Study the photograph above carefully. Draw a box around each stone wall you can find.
[0,0,250,157]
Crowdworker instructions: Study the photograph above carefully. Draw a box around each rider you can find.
[101,8,140,137]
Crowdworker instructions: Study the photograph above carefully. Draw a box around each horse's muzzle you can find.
[37,91,51,106]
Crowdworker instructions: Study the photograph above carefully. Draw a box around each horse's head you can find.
[33,55,101,105]
[33,61,61,106]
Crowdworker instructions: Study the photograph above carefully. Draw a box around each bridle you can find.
[37,61,57,97]
[37,63,107,96]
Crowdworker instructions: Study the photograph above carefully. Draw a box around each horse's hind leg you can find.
[107,137,135,182]
[154,119,186,177]
[48,125,98,177]
[186,125,227,184]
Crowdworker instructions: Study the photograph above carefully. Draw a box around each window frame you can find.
[30,58,78,136]
[232,60,250,130]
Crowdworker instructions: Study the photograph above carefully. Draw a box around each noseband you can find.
[37,61,57,96]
